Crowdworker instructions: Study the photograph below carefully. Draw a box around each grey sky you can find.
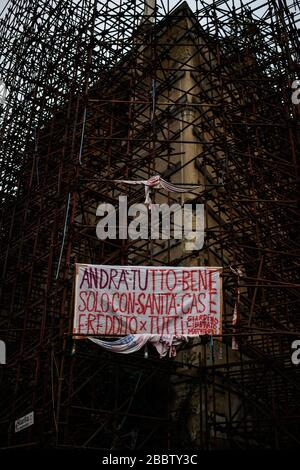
[0,0,184,14]
[0,0,265,17]
[0,1,298,21]
[0,0,7,15]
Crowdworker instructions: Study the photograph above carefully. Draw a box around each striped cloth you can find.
[89,334,188,358]
[113,175,197,205]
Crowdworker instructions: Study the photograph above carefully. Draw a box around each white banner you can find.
[73,264,222,336]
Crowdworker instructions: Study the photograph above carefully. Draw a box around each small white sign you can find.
[15,411,34,433]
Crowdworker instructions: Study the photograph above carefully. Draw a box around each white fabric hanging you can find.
[89,334,188,358]
[112,175,198,206]
[230,266,243,351]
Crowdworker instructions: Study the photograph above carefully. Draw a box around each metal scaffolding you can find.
[0,0,300,449]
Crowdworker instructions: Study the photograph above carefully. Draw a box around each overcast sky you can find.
[0,0,7,15]
[0,0,189,15]
[0,1,298,21]
[0,0,248,18]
